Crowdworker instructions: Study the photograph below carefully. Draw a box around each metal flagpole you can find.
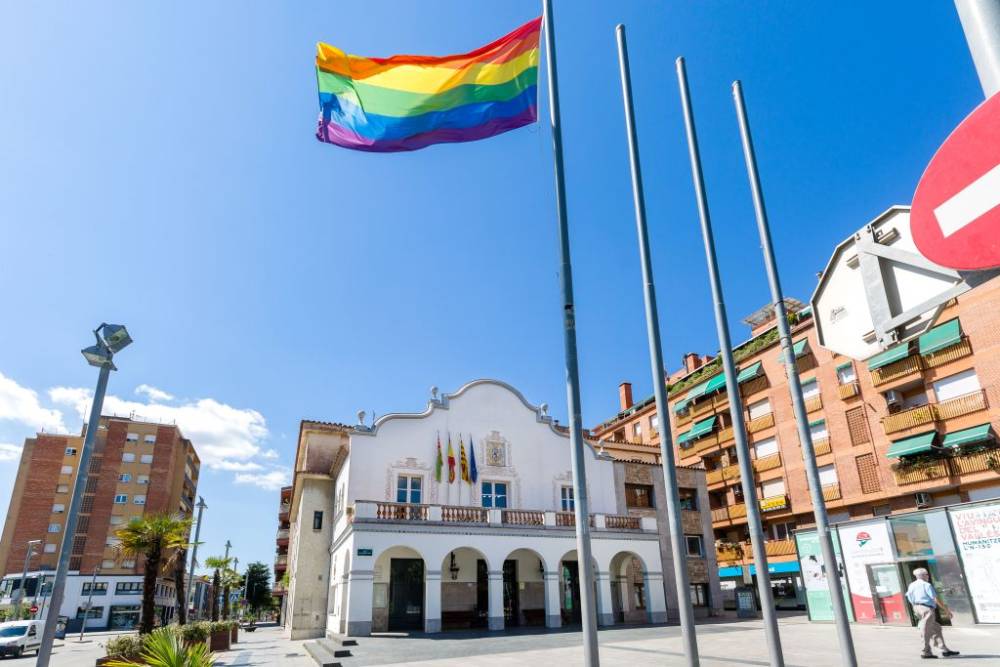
[955,0,1000,97]
[732,80,858,667]
[674,57,784,667]
[542,1,600,664]
[615,24,699,667]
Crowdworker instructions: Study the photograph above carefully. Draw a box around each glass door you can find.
[867,563,909,625]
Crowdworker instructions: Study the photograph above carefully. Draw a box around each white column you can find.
[646,571,668,624]
[544,571,562,628]
[344,569,374,636]
[424,570,442,633]
[596,571,615,626]
[488,570,505,631]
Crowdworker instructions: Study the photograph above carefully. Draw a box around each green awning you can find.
[673,398,690,415]
[868,343,910,370]
[941,424,994,449]
[704,374,727,394]
[919,319,961,356]
[776,339,808,361]
[677,429,694,445]
[688,416,718,440]
[835,362,853,372]
[737,361,763,384]
[684,379,711,402]
[809,418,825,427]
[800,376,817,387]
[886,431,938,458]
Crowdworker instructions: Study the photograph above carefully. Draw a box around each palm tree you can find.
[114,513,193,635]
[220,568,242,620]
[203,556,231,622]
[173,547,188,625]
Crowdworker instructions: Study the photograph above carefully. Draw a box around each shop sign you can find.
[840,519,896,623]
[950,503,1000,623]
[759,495,787,513]
[796,529,853,623]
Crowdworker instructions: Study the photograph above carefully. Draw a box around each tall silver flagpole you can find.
[954,0,1000,97]
[674,57,784,667]
[542,1,600,664]
[615,24,699,667]
[732,80,857,667]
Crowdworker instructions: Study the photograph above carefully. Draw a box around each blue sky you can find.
[0,1,985,574]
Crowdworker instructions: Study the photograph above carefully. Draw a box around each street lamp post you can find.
[37,323,132,667]
[186,497,207,620]
[79,567,100,641]
[218,540,231,618]
[14,540,41,618]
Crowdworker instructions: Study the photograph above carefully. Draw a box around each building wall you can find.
[285,476,334,640]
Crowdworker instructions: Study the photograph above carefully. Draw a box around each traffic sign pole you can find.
[955,0,1000,97]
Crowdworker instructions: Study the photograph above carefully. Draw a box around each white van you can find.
[0,620,42,658]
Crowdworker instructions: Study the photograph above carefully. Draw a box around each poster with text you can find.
[839,519,895,623]
[950,503,1000,623]
[795,529,853,622]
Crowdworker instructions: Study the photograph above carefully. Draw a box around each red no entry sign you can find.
[911,91,1000,270]
[29,605,38,614]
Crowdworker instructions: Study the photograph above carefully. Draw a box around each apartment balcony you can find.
[275,554,288,567]
[747,412,774,434]
[804,395,823,413]
[706,463,741,486]
[740,375,769,398]
[813,437,832,457]
[711,503,748,525]
[352,501,654,533]
[838,381,861,400]
[821,483,842,502]
[870,354,923,388]
[276,528,289,546]
[272,583,286,596]
[678,426,736,461]
[278,502,290,522]
[716,538,797,566]
[882,390,988,435]
[753,453,782,473]
[923,337,972,369]
[892,460,950,486]
[950,449,1000,475]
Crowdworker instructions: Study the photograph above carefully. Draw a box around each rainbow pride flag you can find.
[315,17,541,152]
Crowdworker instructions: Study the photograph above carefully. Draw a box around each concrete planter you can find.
[209,629,231,652]
[230,626,238,644]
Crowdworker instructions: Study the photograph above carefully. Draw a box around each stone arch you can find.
[501,548,548,627]
[608,550,651,624]
[557,549,600,626]
[438,546,490,631]
[372,545,425,633]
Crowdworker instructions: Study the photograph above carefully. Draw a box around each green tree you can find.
[243,562,272,617]
[203,556,231,622]
[220,568,242,620]
[114,513,192,635]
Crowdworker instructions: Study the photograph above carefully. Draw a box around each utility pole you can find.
[219,540,232,616]
[14,540,40,618]
[955,0,1000,96]
[79,568,101,641]
[185,497,207,619]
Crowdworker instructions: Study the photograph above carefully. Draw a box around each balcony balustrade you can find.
[747,412,774,434]
[716,538,798,565]
[813,438,832,457]
[753,453,782,473]
[923,337,972,369]
[883,404,936,434]
[276,528,289,540]
[838,381,860,400]
[821,483,842,501]
[892,460,950,486]
[502,509,545,526]
[935,389,988,420]
[950,449,1000,475]
[740,375,769,398]
[804,395,823,413]
[882,390,987,435]
[275,554,287,566]
[870,355,923,388]
[441,505,488,523]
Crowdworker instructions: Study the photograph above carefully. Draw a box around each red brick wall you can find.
[79,422,127,572]
[5,435,65,573]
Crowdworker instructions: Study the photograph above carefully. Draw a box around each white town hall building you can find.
[282,380,672,638]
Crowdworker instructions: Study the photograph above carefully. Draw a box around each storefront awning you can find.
[704,374,727,394]
[688,416,717,440]
[887,431,938,458]
[776,339,808,361]
[918,319,961,356]
[737,361,763,384]
[867,342,910,370]
[941,424,994,449]
[719,566,743,578]
[721,562,802,577]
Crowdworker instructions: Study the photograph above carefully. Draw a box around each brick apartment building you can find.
[592,275,1000,609]
[273,484,291,623]
[0,416,200,631]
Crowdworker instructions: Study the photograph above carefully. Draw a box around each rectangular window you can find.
[761,479,786,498]
[856,453,882,494]
[395,475,422,504]
[846,406,871,445]
[754,436,779,459]
[650,415,659,434]
[678,488,698,511]
[133,495,146,505]
[632,422,642,439]
[770,521,795,541]
[48,523,61,533]
[76,605,104,619]
[809,420,829,442]
[61,465,73,475]
[143,435,156,444]
[126,433,139,443]
[44,543,57,553]
[690,583,709,607]
[818,463,839,486]
[122,453,135,463]
[747,397,772,420]
[933,368,981,402]
[685,535,704,556]
[65,447,77,456]
[801,378,820,399]
[313,510,323,530]
[119,473,131,483]
[560,486,574,511]
[836,363,857,385]
[481,481,508,508]
[114,494,128,504]
[56,484,69,493]
[625,484,654,508]
[122,559,136,568]
[52,503,65,513]
[136,475,149,485]
[101,559,116,569]
[115,582,142,595]
[139,454,153,464]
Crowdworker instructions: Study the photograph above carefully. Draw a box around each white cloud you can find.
[50,387,269,472]
[135,384,174,402]
[261,449,279,460]
[0,443,22,463]
[233,469,290,491]
[0,372,67,433]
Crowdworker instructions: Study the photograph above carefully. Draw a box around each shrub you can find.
[207,621,230,635]
[105,634,143,659]
[106,628,213,667]
[178,621,210,643]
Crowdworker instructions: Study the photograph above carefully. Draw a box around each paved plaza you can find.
[21,615,1000,666]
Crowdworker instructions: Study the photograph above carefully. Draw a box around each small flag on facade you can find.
[447,434,456,483]
[435,433,443,483]
[315,17,541,152]
[459,436,471,483]
[469,435,478,484]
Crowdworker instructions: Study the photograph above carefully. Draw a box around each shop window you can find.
[690,583,709,607]
[685,535,704,557]
[846,406,871,445]
[625,484,654,508]
[855,454,881,494]
[76,605,104,619]
[116,582,142,595]
[82,581,108,596]
[395,475,422,504]
[481,481,508,508]
[560,486,574,511]
[678,488,698,511]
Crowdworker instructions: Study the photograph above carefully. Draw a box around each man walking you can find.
[905,568,959,659]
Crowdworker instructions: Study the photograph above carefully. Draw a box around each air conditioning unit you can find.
[884,389,904,413]
[915,492,932,508]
